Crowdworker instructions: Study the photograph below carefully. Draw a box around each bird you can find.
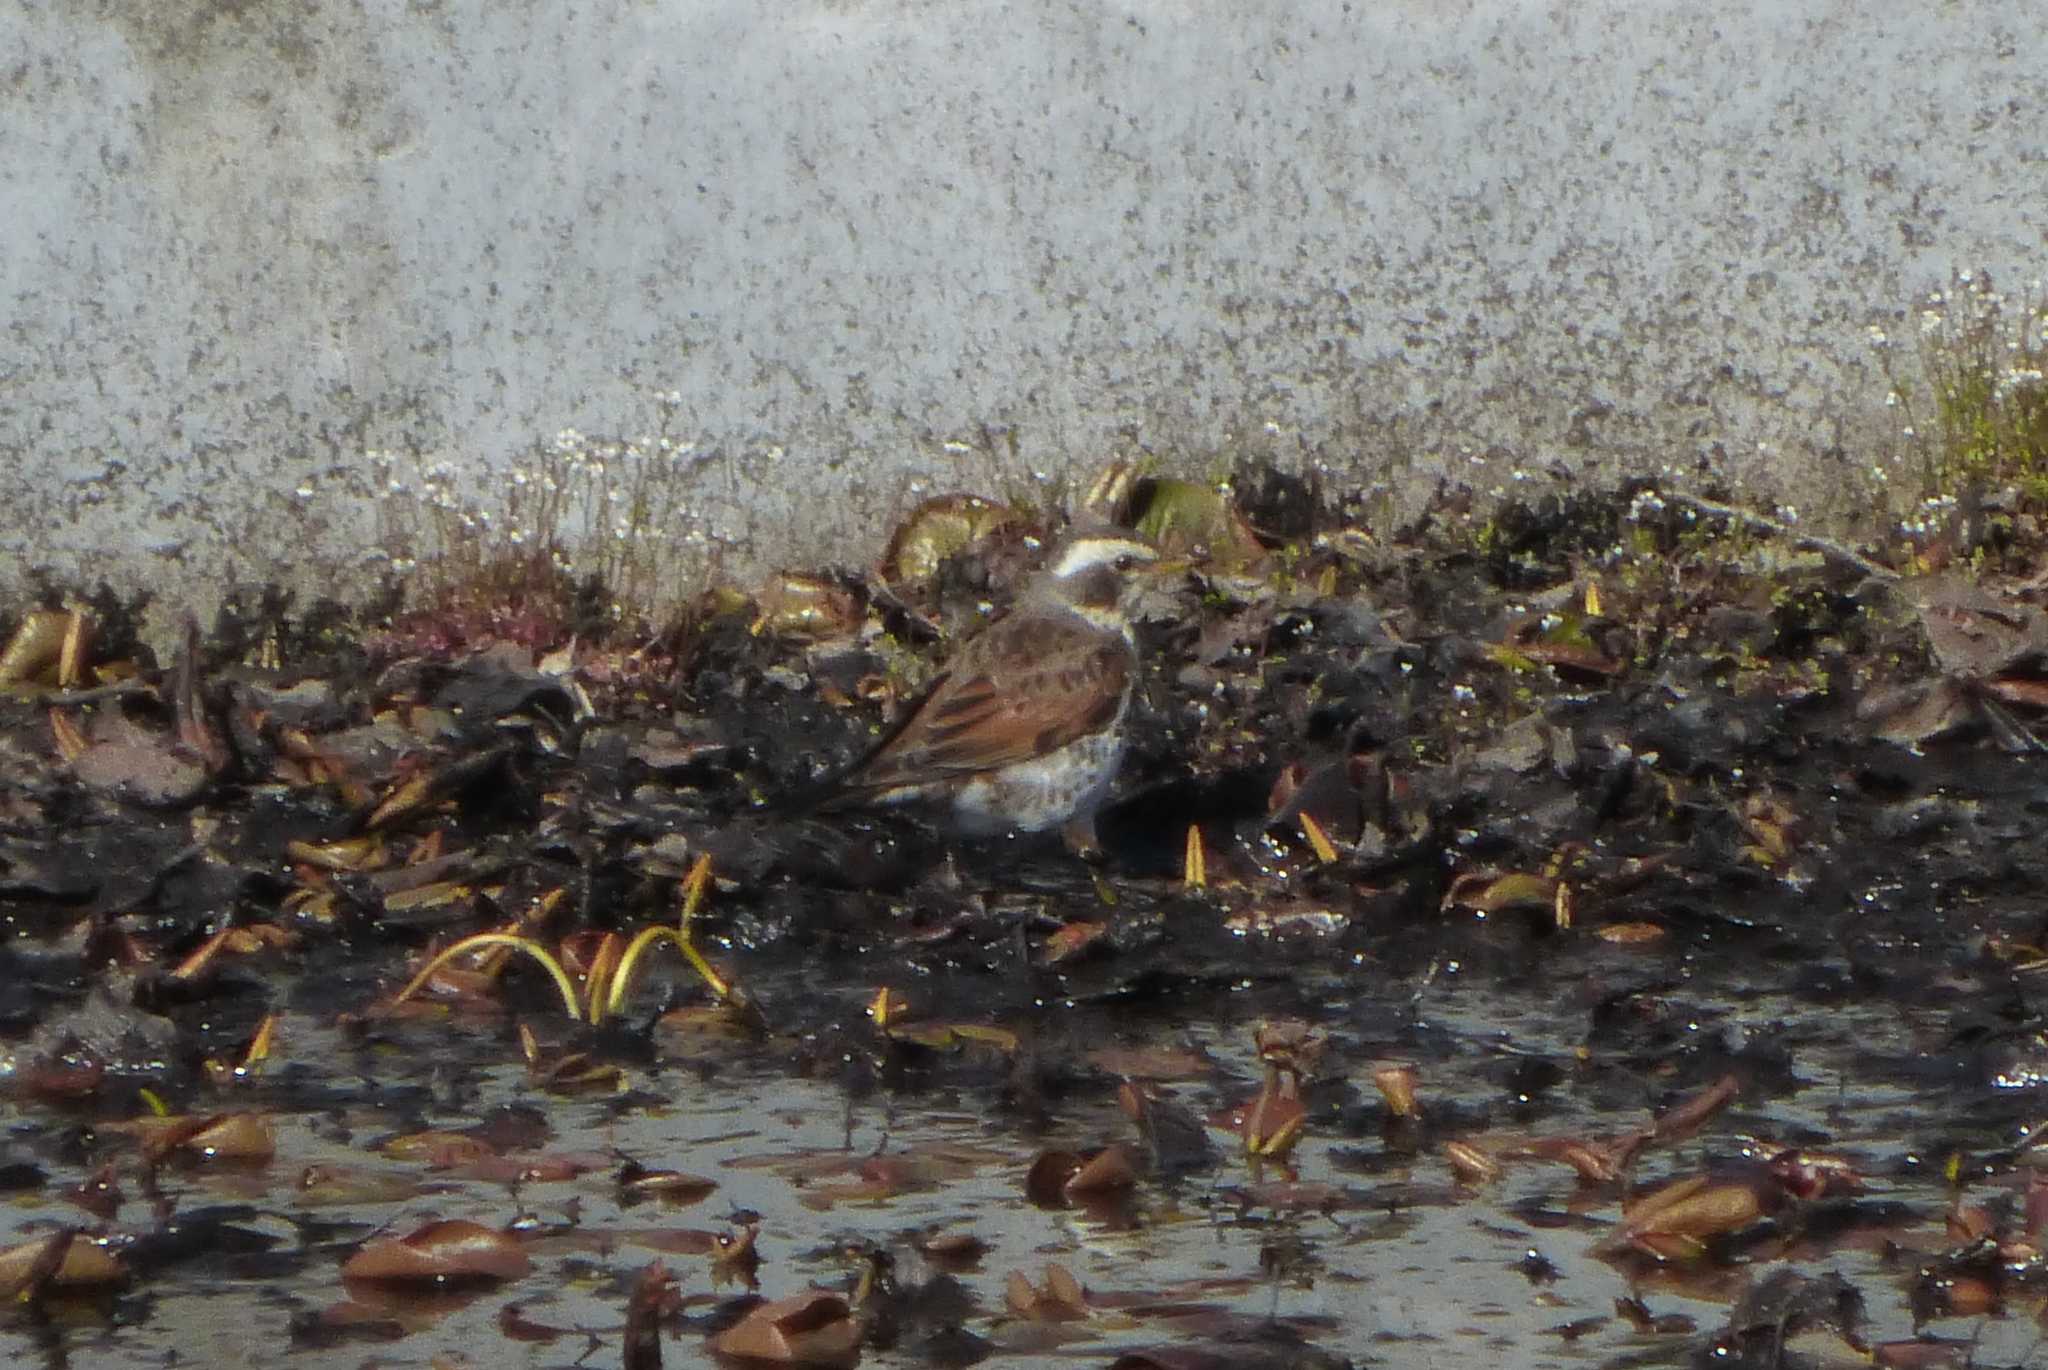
[817,530,1160,855]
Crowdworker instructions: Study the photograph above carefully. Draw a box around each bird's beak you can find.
[1138,552,1194,580]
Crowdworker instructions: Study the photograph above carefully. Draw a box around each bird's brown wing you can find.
[845,613,1131,789]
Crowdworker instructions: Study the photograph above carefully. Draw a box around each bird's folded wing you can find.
[848,625,1130,786]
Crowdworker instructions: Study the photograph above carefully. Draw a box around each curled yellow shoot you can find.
[595,854,735,1024]
[389,856,735,1028]
[602,925,682,1023]
[390,932,583,1020]
[678,852,713,919]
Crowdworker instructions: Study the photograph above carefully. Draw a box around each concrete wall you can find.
[3,0,2042,620]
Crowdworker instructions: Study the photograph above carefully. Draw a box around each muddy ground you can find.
[4,473,2048,1369]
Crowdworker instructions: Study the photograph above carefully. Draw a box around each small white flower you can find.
[1996,367,2045,398]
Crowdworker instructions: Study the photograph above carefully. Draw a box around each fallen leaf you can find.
[1444,1140,1501,1184]
[342,1218,533,1284]
[1005,1262,1090,1321]
[709,1290,862,1366]
[1372,1064,1421,1119]
[1442,871,1558,917]
[618,1162,719,1205]
[1593,920,1667,944]
[0,1229,124,1298]
[1025,1146,1139,1205]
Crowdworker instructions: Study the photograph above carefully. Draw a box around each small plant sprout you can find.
[386,854,751,1024]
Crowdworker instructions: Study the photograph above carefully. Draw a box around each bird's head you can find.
[1039,532,1160,617]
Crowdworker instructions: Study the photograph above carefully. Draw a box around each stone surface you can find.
[3,0,2042,625]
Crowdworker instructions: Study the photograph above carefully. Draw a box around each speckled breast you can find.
[948,725,1128,835]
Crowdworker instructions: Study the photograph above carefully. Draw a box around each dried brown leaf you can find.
[1444,1139,1502,1184]
[1025,1147,1138,1205]
[618,1163,719,1204]
[0,611,87,688]
[1442,871,1558,916]
[1372,1064,1421,1119]
[1006,1262,1090,1321]
[1514,1135,1625,1183]
[1609,1172,1776,1258]
[342,1218,533,1284]
[1043,920,1109,965]
[881,494,1028,587]
[709,1290,862,1366]
[1648,1074,1739,1146]
[1240,1075,1307,1159]
[1594,920,1668,944]
[0,1229,125,1298]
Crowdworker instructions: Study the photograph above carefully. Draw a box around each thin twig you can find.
[1654,491,1900,583]
[38,679,159,705]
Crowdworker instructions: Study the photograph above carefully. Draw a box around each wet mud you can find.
[4,473,2048,1368]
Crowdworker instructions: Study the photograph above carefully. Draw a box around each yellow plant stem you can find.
[597,854,734,1023]
[392,932,582,1019]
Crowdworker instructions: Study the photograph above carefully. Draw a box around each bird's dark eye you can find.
[1114,554,1137,572]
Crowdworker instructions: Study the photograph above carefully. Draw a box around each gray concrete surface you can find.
[3,0,2043,624]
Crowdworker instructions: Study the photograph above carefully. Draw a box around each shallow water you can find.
[3,860,2040,1370]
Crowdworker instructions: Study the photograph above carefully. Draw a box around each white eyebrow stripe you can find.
[1048,538,1156,578]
